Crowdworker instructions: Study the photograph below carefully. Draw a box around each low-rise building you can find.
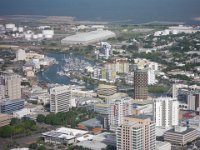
[0,99,25,114]
[11,148,29,150]
[96,84,117,96]
[156,141,171,150]
[164,126,198,146]
[13,108,31,119]
[42,127,89,145]
[25,70,35,77]
[77,140,107,150]
[77,117,103,134]
[0,113,13,127]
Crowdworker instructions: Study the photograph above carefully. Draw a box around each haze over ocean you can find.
[0,0,200,24]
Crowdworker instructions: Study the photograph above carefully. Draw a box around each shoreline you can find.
[0,15,194,25]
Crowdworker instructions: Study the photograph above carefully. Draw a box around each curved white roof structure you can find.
[61,30,116,45]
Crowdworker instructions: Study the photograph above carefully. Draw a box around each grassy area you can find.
[148,84,170,94]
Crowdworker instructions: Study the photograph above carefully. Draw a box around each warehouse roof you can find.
[42,127,88,140]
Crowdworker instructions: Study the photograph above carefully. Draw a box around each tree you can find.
[37,145,46,150]
[0,125,14,138]
[10,118,21,126]
[29,143,38,149]
[37,114,46,123]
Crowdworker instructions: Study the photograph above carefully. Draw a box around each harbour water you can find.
[37,52,94,86]
[1,0,200,24]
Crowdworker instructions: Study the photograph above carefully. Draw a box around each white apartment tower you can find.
[116,115,156,150]
[16,49,26,61]
[154,97,179,128]
[50,85,71,113]
[100,42,112,59]
[109,97,132,131]
[148,69,156,85]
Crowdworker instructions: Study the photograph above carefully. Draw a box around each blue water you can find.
[1,0,200,24]
[37,52,94,87]
[37,52,70,85]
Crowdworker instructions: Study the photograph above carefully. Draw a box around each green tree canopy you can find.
[37,114,46,123]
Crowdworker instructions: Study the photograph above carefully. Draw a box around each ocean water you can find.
[0,0,200,24]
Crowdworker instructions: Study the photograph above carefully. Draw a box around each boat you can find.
[63,56,92,73]
[57,71,65,76]
[79,80,85,85]
[70,79,78,83]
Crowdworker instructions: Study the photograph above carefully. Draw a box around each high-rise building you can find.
[193,93,200,111]
[187,93,200,111]
[114,57,129,74]
[99,42,112,59]
[50,85,71,113]
[134,69,148,99]
[103,62,116,83]
[109,97,132,131]
[148,69,156,85]
[0,84,5,99]
[116,115,156,150]
[187,94,196,111]
[154,97,179,128]
[0,74,21,100]
[16,49,26,61]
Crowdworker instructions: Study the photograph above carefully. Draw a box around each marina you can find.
[37,52,94,87]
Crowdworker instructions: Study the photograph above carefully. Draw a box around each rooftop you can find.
[0,113,13,121]
[76,140,107,150]
[61,30,116,45]
[79,118,102,128]
[166,128,195,135]
[156,141,171,147]
[0,99,24,105]
[104,93,128,100]
[94,103,109,107]
[97,84,117,89]
[42,127,88,140]
[132,99,153,105]
[126,114,152,120]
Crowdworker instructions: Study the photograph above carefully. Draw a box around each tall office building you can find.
[187,93,200,111]
[109,97,132,131]
[193,93,200,111]
[154,97,179,128]
[50,85,71,113]
[187,94,196,111]
[134,69,148,99]
[0,74,21,100]
[116,115,156,150]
